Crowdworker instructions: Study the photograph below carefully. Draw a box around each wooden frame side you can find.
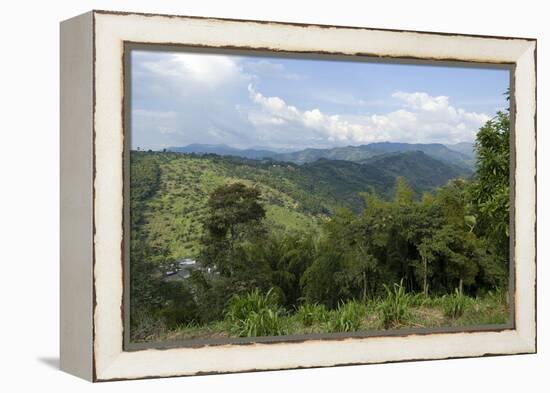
[60,11,95,381]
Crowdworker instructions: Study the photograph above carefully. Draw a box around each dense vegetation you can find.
[129,107,510,343]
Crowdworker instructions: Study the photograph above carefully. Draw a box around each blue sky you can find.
[131,50,509,151]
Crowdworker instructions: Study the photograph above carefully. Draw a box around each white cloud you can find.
[393,91,450,112]
[390,91,491,142]
[140,52,246,89]
[248,84,395,143]
[246,85,491,145]
[132,51,261,149]
[243,59,305,80]
[131,51,496,150]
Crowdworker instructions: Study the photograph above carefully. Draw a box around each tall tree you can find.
[200,182,266,276]
[470,107,510,266]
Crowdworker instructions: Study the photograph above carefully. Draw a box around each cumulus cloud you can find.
[243,59,305,80]
[391,91,491,142]
[247,84,382,144]
[245,85,491,145]
[131,51,259,149]
[139,51,247,89]
[131,51,496,150]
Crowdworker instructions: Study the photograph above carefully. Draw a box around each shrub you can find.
[377,280,411,328]
[130,310,167,342]
[225,288,286,337]
[326,300,366,333]
[295,303,329,327]
[485,287,508,307]
[443,288,470,318]
[158,281,199,328]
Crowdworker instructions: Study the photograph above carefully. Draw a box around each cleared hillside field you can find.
[136,153,323,260]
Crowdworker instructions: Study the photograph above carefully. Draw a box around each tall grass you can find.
[225,288,287,337]
[326,300,367,332]
[143,286,510,341]
[295,303,329,327]
[486,287,508,307]
[377,280,411,328]
[442,288,470,318]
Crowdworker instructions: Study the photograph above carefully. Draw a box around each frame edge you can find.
[60,11,95,382]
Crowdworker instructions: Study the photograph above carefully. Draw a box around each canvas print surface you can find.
[128,49,511,345]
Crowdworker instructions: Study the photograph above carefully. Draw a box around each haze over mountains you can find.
[168,141,475,170]
[168,144,281,160]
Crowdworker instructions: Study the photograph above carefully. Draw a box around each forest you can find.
[129,106,511,343]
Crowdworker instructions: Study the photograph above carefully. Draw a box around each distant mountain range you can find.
[445,142,475,158]
[167,141,475,170]
[168,144,278,160]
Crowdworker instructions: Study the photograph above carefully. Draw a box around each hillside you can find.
[359,151,471,193]
[445,142,475,159]
[132,150,470,260]
[273,142,473,169]
[170,141,474,170]
[134,153,323,260]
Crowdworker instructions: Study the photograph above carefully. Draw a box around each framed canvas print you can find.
[60,10,537,382]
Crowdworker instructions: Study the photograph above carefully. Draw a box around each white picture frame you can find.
[60,10,536,382]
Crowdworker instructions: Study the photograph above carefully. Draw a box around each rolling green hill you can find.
[359,151,470,193]
[132,150,470,260]
[273,142,474,169]
[445,141,475,158]
[168,141,475,170]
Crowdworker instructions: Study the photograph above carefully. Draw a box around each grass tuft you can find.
[295,303,329,327]
[442,288,470,319]
[225,288,287,337]
[326,300,367,333]
[377,280,411,328]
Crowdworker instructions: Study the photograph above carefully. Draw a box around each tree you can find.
[394,176,414,206]
[204,183,266,241]
[469,107,510,268]
[240,231,316,307]
[129,153,160,227]
[300,242,346,308]
[129,235,201,335]
[200,182,266,276]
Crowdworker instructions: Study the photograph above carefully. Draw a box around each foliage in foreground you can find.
[377,280,412,328]
[295,303,330,327]
[138,289,509,342]
[442,288,471,319]
[225,288,287,337]
[326,301,367,332]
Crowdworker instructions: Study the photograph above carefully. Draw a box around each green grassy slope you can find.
[134,153,324,260]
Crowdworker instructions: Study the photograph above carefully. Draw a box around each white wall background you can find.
[0,0,546,391]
